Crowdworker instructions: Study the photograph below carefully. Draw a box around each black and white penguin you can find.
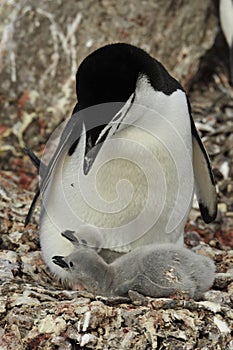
[26,43,217,283]
[219,0,233,85]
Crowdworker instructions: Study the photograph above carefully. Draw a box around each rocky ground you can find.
[0,0,233,349]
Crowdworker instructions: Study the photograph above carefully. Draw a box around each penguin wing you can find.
[24,147,47,177]
[41,113,84,192]
[25,111,83,226]
[190,116,217,223]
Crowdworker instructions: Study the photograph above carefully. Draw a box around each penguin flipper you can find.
[24,147,45,225]
[25,187,40,226]
[24,147,47,177]
[40,113,83,194]
[191,118,217,223]
[24,147,41,169]
[24,111,83,224]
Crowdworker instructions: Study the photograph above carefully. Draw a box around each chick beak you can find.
[61,230,78,243]
[52,255,69,269]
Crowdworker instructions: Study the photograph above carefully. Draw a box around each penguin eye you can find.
[69,261,74,267]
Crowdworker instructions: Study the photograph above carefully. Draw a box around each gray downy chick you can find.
[52,232,215,299]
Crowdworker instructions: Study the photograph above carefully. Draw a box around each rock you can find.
[214,272,233,289]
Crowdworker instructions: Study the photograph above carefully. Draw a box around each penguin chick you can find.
[219,0,233,85]
[52,242,215,299]
[61,224,103,252]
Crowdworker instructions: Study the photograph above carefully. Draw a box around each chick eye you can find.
[69,261,74,267]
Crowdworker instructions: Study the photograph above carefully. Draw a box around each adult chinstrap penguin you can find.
[25,43,217,284]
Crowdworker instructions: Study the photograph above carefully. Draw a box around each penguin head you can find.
[51,251,96,287]
[52,249,98,273]
[61,225,103,251]
[73,43,183,153]
[52,248,108,293]
[76,43,182,110]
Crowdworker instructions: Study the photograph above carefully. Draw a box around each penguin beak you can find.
[61,230,78,243]
[52,255,69,269]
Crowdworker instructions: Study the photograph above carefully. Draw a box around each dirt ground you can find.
[0,0,233,349]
